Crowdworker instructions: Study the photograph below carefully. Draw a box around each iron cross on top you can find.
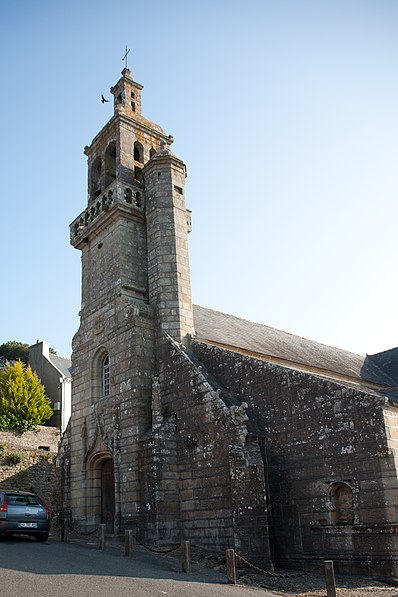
[122,46,131,69]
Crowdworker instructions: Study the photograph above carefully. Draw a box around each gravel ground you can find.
[238,570,398,597]
[189,549,398,597]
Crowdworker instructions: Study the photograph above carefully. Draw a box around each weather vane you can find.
[122,46,131,69]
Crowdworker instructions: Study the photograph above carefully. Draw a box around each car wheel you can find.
[35,532,49,542]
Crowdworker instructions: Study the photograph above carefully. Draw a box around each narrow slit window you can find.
[102,355,110,397]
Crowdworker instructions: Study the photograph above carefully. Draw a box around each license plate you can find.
[19,522,37,528]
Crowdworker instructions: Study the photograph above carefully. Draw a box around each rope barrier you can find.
[66,520,99,536]
[61,516,177,548]
[59,519,321,577]
[235,552,322,578]
[131,533,181,554]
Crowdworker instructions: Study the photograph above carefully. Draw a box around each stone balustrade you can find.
[70,181,144,243]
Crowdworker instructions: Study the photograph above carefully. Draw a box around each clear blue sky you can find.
[1,0,398,358]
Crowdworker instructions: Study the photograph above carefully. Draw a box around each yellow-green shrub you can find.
[0,361,52,433]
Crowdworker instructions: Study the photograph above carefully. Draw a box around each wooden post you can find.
[125,529,134,556]
[98,523,106,550]
[181,540,191,573]
[60,516,65,542]
[226,549,237,584]
[62,516,69,543]
[324,560,337,597]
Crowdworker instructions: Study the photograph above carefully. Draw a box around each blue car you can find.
[0,490,50,542]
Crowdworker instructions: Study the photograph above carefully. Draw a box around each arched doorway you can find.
[101,459,115,533]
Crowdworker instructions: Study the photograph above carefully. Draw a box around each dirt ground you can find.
[238,570,398,597]
[191,549,398,597]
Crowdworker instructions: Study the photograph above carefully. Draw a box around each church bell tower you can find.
[68,67,194,532]
[70,67,194,342]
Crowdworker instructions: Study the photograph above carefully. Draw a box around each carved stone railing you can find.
[70,181,144,244]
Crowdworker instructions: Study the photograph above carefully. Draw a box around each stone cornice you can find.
[118,112,166,138]
[143,150,186,173]
[84,112,169,156]
[110,73,144,92]
[191,338,385,396]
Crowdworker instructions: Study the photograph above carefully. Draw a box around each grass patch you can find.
[6,452,24,465]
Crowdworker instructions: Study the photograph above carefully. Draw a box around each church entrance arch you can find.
[86,448,115,533]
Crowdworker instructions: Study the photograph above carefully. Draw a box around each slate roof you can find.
[192,304,392,387]
[364,348,398,386]
[49,354,72,379]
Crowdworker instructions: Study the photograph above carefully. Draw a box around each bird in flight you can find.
[101,94,110,104]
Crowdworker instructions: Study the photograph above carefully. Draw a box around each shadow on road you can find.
[0,534,228,586]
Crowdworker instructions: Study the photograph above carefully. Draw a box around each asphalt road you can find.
[0,535,274,597]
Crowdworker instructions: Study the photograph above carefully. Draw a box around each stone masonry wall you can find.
[68,295,155,530]
[0,427,60,516]
[144,152,194,344]
[139,417,180,542]
[192,340,398,577]
[143,335,273,568]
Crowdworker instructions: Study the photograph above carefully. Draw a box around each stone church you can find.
[59,67,398,576]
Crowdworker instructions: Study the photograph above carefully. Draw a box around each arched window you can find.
[104,142,116,188]
[90,157,102,200]
[149,148,156,159]
[91,349,111,403]
[329,482,353,525]
[102,355,110,397]
[134,141,144,163]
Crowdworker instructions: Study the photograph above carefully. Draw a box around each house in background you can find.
[29,341,71,433]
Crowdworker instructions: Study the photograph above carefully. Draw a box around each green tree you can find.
[0,341,30,365]
[0,361,53,433]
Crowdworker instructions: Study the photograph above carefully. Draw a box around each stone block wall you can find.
[0,427,60,514]
[68,297,155,530]
[144,335,273,568]
[139,417,180,541]
[191,340,398,576]
[144,152,194,344]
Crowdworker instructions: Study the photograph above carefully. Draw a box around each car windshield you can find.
[7,495,42,506]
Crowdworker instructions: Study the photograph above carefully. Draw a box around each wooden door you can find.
[101,459,115,533]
